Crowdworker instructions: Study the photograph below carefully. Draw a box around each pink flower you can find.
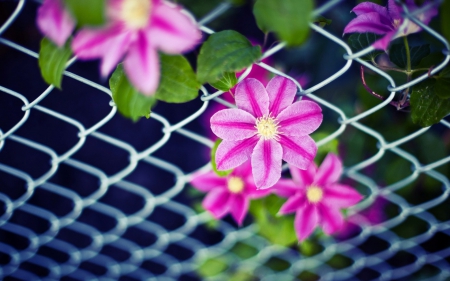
[276,154,363,242]
[210,76,323,189]
[37,0,76,47]
[190,161,270,225]
[344,0,438,50]
[72,0,202,95]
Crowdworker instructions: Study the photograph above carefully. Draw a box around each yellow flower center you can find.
[306,186,323,203]
[392,19,401,28]
[255,116,279,140]
[121,0,151,29]
[227,177,244,194]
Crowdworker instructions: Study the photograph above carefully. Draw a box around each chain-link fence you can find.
[1,0,450,280]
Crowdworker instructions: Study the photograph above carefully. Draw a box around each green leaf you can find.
[211,139,233,177]
[253,0,313,46]
[197,30,261,84]
[435,66,450,99]
[197,257,228,277]
[209,72,238,92]
[154,54,200,103]
[347,33,384,61]
[109,64,157,122]
[410,80,450,127]
[249,195,297,247]
[63,0,106,26]
[38,37,72,89]
[389,44,430,69]
[314,16,332,28]
[441,0,450,43]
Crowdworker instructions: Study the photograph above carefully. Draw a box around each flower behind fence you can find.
[210,76,323,189]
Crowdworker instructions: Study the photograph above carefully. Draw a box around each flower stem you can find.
[403,36,412,74]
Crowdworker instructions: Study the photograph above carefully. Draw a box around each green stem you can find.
[403,36,412,75]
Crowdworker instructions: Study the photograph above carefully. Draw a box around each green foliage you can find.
[389,44,430,69]
[410,79,450,127]
[197,30,261,84]
[63,0,106,26]
[197,257,228,277]
[154,54,200,103]
[249,195,297,246]
[441,0,450,43]
[109,64,157,122]
[253,0,313,47]
[435,67,450,99]
[230,242,258,259]
[347,33,384,61]
[211,139,233,177]
[314,16,332,28]
[38,37,72,89]
[209,72,238,92]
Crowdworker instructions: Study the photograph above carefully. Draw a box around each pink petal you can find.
[251,138,282,189]
[314,153,342,186]
[202,188,230,219]
[234,160,252,178]
[148,1,201,54]
[229,194,249,226]
[318,204,344,235]
[190,171,227,192]
[123,31,160,95]
[289,163,317,188]
[352,2,390,20]
[37,0,76,47]
[278,193,306,215]
[210,109,257,141]
[372,30,397,50]
[277,100,322,137]
[388,0,402,20]
[266,76,297,116]
[272,178,300,198]
[323,184,363,208]
[343,12,394,35]
[279,135,317,170]
[72,25,133,76]
[215,136,259,171]
[294,204,319,242]
[235,79,269,118]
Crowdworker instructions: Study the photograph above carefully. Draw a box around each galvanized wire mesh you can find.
[1,0,450,280]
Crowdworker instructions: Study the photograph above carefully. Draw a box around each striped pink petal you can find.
[266,76,297,116]
[279,135,317,170]
[294,203,319,242]
[278,193,306,215]
[235,78,269,118]
[352,2,390,19]
[229,194,249,226]
[251,138,283,189]
[343,12,394,35]
[272,178,300,198]
[202,188,230,219]
[289,163,317,188]
[372,30,397,50]
[190,171,227,192]
[37,0,75,47]
[123,31,160,95]
[149,1,201,54]
[314,153,342,186]
[318,204,344,235]
[215,136,259,171]
[210,109,257,141]
[323,184,363,208]
[277,100,323,137]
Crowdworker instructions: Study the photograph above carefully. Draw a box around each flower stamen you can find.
[121,0,151,29]
[227,177,244,194]
[306,186,323,203]
[255,115,280,140]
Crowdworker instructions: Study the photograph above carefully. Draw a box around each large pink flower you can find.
[190,161,270,225]
[37,0,76,47]
[210,76,323,189]
[344,0,437,50]
[275,153,363,242]
[72,0,202,95]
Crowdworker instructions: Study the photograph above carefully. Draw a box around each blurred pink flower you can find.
[276,154,363,242]
[210,76,322,189]
[344,0,437,50]
[37,0,76,47]
[72,0,201,95]
[190,161,270,225]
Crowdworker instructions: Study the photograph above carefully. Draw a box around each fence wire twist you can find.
[0,0,449,280]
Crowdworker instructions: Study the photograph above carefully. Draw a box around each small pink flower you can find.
[72,0,202,95]
[344,0,437,50]
[210,76,323,189]
[190,161,270,225]
[276,153,363,242]
[37,0,76,47]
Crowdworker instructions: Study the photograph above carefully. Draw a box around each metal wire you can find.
[0,0,449,280]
